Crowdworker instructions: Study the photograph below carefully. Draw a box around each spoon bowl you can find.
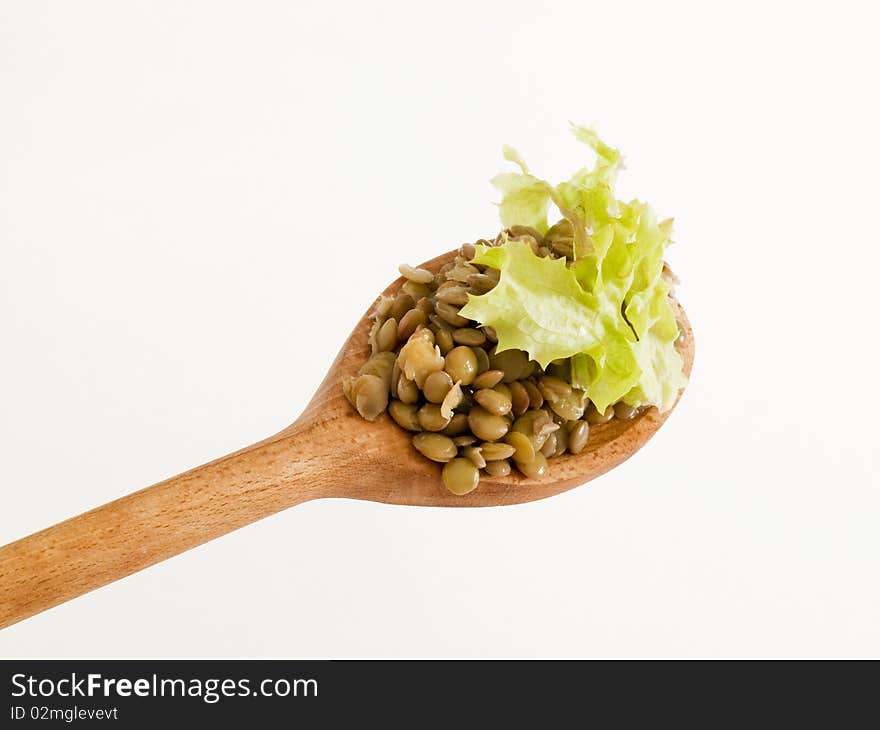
[0,250,693,629]
[301,250,694,507]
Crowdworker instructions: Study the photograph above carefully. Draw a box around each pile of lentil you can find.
[343,221,644,496]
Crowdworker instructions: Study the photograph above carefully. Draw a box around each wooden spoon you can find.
[0,250,694,629]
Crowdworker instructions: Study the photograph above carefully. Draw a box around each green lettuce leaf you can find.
[459,241,602,368]
[491,146,552,234]
[460,125,687,413]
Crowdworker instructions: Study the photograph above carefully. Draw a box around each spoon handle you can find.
[0,430,328,630]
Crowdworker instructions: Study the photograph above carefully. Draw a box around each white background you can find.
[1,1,878,658]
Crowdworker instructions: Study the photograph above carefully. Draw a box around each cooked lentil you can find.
[413,433,458,462]
[452,327,487,347]
[442,458,480,495]
[442,412,469,437]
[516,451,548,479]
[467,406,509,442]
[614,402,640,420]
[434,328,454,355]
[436,284,470,306]
[417,403,451,432]
[467,273,499,293]
[473,388,512,416]
[586,402,614,425]
[397,308,426,341]
[473,347,491,374]
[567,420,590,454]
[461,446,487,469]
[444,346,478,386]
[434,301,470,328]
[479,442,516,461]
[389,400,421,431]
[522,380,543,410]
[402,280,432,300]
[390,293,415,321]
[540,432,558,458]
[485,459,511,477]
[472,369,504,390]
[504,430,535,464]
[399,263,435,284]
[489,348,528,382]
[353,374,388,421]
[553,425,570,457]
[396,374,420,405]
[508,380,530,416]
[423,371,454,403]
[547,390,587,421]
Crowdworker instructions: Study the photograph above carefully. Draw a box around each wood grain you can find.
[0,250,694,630]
